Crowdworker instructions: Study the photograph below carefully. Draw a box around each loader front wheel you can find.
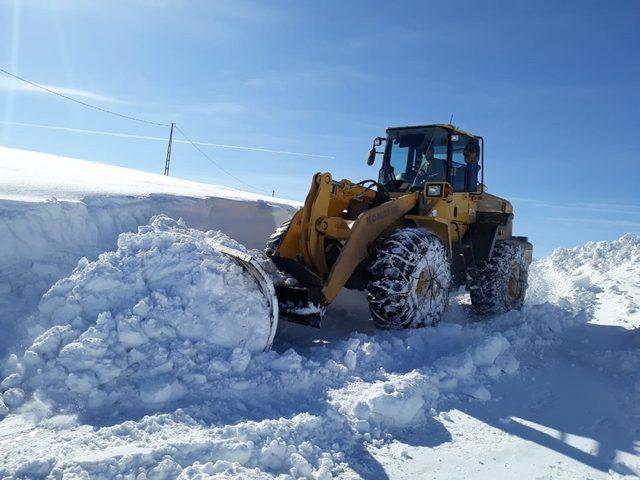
[470,240,529,314]
[265,221,290,257]
[367,228,451,329]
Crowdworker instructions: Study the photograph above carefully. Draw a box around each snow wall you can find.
[0,193,296,354]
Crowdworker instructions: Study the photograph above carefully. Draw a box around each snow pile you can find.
[1,215,276,414]
[528,233,640,316]
[3,409,346,480]
[540,233,640,275]
[530,233,640,392]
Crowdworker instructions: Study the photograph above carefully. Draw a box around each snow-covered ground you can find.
[0,148,638,479]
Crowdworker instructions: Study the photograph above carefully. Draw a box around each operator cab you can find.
[369,124,482,193]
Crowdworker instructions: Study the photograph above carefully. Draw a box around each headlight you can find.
[426,185,442,197]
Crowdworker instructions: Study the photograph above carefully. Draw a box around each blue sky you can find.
[1,0,639,256]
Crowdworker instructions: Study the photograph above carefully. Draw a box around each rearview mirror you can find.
[367,137,386,165]
[367,147,377,165]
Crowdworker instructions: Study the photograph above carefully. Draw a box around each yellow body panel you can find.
[322,191,418,303]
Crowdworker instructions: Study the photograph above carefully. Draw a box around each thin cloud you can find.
[0,120,334,159]
[548,217,640,229]
[509,196,640,214]
[508,196,554,207]
[572,201,640,213]
[0,77,126,104]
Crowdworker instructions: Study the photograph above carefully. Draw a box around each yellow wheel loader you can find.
[265,124,533,329]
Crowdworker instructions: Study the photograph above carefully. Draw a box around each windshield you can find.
[379,127,449,189]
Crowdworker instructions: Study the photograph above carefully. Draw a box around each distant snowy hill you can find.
[0,147,638,479]
[0,145,299,203]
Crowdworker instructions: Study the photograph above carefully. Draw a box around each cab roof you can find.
[386,123,479,139]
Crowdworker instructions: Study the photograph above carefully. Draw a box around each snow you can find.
[0,145,299,204]
[0,147,639,479]
[0,146,297,354]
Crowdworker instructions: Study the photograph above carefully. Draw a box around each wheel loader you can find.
[262,123,533,330]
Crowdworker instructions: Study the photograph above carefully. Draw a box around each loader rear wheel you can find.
[470,240,529,314]
[265,221,290,257]
[367,228,451,329]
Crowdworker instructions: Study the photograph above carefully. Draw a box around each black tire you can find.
[265,221,290,257]
[470,240,529,314]
[367,228,451,329]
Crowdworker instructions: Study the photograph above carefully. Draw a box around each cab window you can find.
[380,127,449,189]
[450,134,480,192]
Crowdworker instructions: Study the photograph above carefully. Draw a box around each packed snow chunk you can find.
[367,376,427,427]
[7,215,277,412]
[270,348,304,372]
[139,377,187,404]
[2,388,25,408]
[0,373,22,390]
[333,371,436,434]
[289,452,314,478]
[471,333,510,367]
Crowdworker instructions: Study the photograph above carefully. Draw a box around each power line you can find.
[0,67,321,193]
[0,67,333,159]
[1,119,272,193]
[0,120,171,141]
[1,119,272,194]
[0,120,333,159]
[174,124,270,195]
[182,139,334,159]
[0,67,170,127]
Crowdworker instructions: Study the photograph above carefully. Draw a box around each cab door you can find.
[448,132,481,241]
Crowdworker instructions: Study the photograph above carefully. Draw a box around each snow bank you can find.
[0,147,297,355]
[529,234,640,325]
[2,216,276,413]
[0,145,296,204]
[529,234,640,392]
[538,233,640,276]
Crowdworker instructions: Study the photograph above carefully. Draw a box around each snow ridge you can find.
[529,233,640,327]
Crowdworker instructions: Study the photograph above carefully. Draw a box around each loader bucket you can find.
[216,245,279,351]
[274,284,325,327]
[270,256,326,327]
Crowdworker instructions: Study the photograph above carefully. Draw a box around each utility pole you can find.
[164,122,175,176]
